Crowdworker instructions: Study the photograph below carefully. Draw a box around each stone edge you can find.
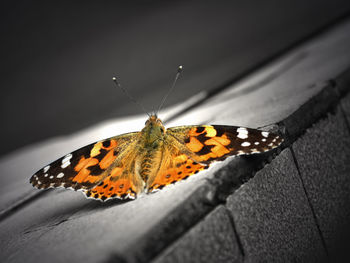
[105,69,350,262]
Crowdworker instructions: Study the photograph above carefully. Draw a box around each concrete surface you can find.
[1,10,350,263]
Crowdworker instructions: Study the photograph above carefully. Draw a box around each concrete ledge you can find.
[153,78,350,262]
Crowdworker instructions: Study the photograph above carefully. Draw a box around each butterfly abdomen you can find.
[137,142,165,184]
[140,154,153,181]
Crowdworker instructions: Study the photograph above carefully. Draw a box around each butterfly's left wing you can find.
[146,125,283,192]
[30,132,141,197]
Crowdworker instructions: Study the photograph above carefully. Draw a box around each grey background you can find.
[2,0,350,156]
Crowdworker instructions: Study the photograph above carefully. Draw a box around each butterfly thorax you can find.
[140,115,166,148]
[137,115,166,181]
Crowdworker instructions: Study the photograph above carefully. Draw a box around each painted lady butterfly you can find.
[30,66,283,201]
[30,115,283,201]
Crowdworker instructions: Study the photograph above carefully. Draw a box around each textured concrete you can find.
[226,149,327,262]
[292,105,350,258]
[153,205,242,263]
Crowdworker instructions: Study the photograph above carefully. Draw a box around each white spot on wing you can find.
[43,165,50,173]
[49,175,54,179]
[44,174,48,177]
[61,162,70,169]
[241,142,251,147]
[237,127,248,139]
[61,153,73,169]
[126,193,136,200]
[57,172,65,178]
[262,138,267,142]
[261,131,269,137]
[254,142,259,145]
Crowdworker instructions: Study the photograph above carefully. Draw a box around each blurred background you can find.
[2,0,350,157]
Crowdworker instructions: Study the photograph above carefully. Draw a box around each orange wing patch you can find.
[83,173,139,201]
[83,158,146,201]
[185,126,233,163]
[71,139,119,188]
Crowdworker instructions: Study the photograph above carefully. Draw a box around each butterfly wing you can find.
[30,132,144,201]
[168,125,283,164]
[146,125,283,192]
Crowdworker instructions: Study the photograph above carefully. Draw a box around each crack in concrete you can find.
[223,206,246,259]
[289,146,330,260]
[23,218,69,235]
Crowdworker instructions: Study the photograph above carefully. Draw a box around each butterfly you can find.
[30,114,283,201]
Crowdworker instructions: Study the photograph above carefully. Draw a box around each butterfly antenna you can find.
[112,77,150,117]
[157,65,183,115]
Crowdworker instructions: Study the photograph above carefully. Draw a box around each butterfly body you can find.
[30,115,283,201]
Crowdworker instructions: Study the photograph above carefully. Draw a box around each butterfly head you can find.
[144,115,165,131]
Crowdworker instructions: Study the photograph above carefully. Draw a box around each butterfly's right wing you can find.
[146,124,283,192]
[167,125,283,165]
